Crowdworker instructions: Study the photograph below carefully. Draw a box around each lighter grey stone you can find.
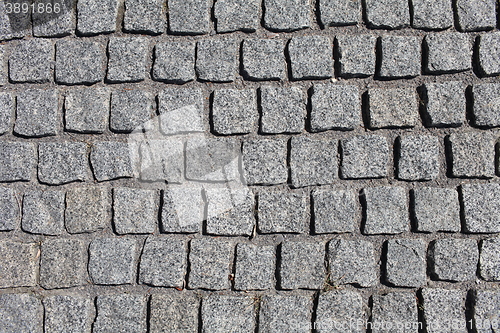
[0,141,35,182]
[260,86,306,133]
[65,187,107,234]
[55,39,105,84]
[379,36,421,78]
[462,183,500,233]
[363,186,409,235]
[371,293,418,333]
[0,187,18,231]
[124,0,166,34]
[0,240,38,288]
[313,189,356,234]
[288,35,333,80]
[242,138,288,185]
[385,239,426,287]
[111,90,154,132]
[214,0,260,33]
[423,81,466,127]
[474,290,500,333]
[64,88,110,133]
[196,39,239,82]
[456,0,496,31]
[9,39,53,83]
[365,0,410,29]
[113,188,157,234]
[242,39,286,80]
[77,0,119,35]
[449,132,495,178]
[479,33,500,76]
[161,187,203,233]
[340,135,389,179]
[280,241,326,289]
[0,1,31,41]
[258,191,309,233]
[336,35,376,77]
[14,89,58,137]
[188,238,232,290]
[38,142,88,185]
[33,0,75,37]
[397,135,440,181]
[168,0,211,35]
[0,294,43,333]
[153,41,196,83]
[93,295,147,333]
[139,139,184,182]
[90,142,134,181]
[430,238,479,282]
[414,187,461,233]
[473,83,500,127]
[22,190,65,235]
[88,238,137,285]
[368,87,418,128]
[316,290,365,333]
[422,288,467,333]
[212,88,258,135]
[319,0,360,26]
[480,238,500,281]
[107,37,148,83]
[411,0,453,30]
[158,87,204,134]
[259,295,313,333]
[235,243,275,290]
[425,33,472,73]
[44,296,93,333]
[202,295,256,333]
[263,0,311,32]
[150,293,199,333]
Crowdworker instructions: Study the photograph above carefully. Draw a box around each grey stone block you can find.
[22,190,65,235]
[385,239,426,287]
[38,142,88,185]
[363,186,409,235]
[0,294,43,333]
[94,295,147,333]
[0,92,13,134]
[379,36,421,78]
[424,33,472,73]
[260,85,306,133]
[448,132,495,178]
[479,32,500,76]
[430,238,478,281]
[76,0,119,35]
[44,295,93,333]
[242,138,288,185]
[263,0,311,32]
[212,88,258,135]
[422,288,467,333]
[65,187,107,234]
[152,41,196,83]
[259,294,313,333]
[480,238,500,281]
[124,0,166,34]
[161,187,203,233]
[158,87,204,134]
[258,191,309,233]
[319,0,360,26]
[456,0,496,31]
[411,0,453,30]
[89,238,137,285]
[474,290,500,332]
[107,37,148,83]
[316,290,366,333]
[0,240,38,288]
[473,83,500,127]
[413,187,461,233]
[189,238,232,290]
[397,135,440,181]
[40,238,86,289]
[33,0,76,37]
[110,90,154,132]
[290,136,337,187]
[55,39,105,84]
[423,81,466,127]
[196,39,239,82]
[0,187,18,231]
[168,0,211,34]
[288,35,333,80]
[368,87,418,129]
[139,237,187,287]
[365,0,410,29]
[340,135,389,179]
[64,88,110,133]
[113,187,157,234]
[462,183,500,233]
[280,241,326,289]
[311,84,361,131]
[202,295,256,332]
[14,89,58,137]
[234,243,275,290]
[0,1,31,41]
[139,138,184,182]
[242,39,286,80]
[90,142,134,181]
[336,35,376,78]
[150,293,199,333]
[0,141,35,182]
[214,0,260,33]
[313,189,356,234]
[371,292,418,333]
[9,39,53,83]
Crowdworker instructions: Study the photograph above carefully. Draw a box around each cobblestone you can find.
[196,39,239,82]
[214,0,260,33]
[38,142,88,185]
[397,135,440,181]
[0,187,18,231]
[385,239,426,287]
[168,0,211,35]
[478,32,500,76]
[65,187,107,234]
[242,138,288,185]
[43,295,93,333]
[0,92,13,134]
[235,243,275,290]
[188,238,232,290]
[93,295,147,333]
[280,240,325,289]
[88,238,137,285]
[76,0,119,35]
[113,187,157,234]
[259,294,313,333]
[462,183,500,233]
[107,37,148,83]
[411,0,453,30]
[371,292,418,333]
[363,186,409,235]
[55,40,105,84]
[9,39,53,83]
[423,81,466,127]
[313,189,356,234]
[158,87,204,134]
[341,135,389,179]
[448,132,495,178]
[368,87,418,129]
[150,293,199,333]
[0,240,38,288]
[473,290,500,332]
[139,139,184,182]
[336,35,376,78]
[64,88,110,133]
[456,0,497,31]
[33,0,76,37]
[0,141,35,182]
[212,88,258,135]
[14,89,58,137]
[319,0,360,26]
[365,0,410,29]
[258,191,309,233]
[288,36,333,80]
[110,90,154,132]
[424,33,472,73]
[379,36,421,78]
[479,238,500,281]
[263,0,311,32]
[413,187,461,232]
[421,288,467,333]
[472,83,500,127]
[0,294,43,333]
[260,86,306,133]
[90,142,134,181]
[161,187,203,233]
[22,190,65,235]
[152,41,196,83]
[316,290,365,333]
[242,39,286,80]
[202,295,256,332]
[124,0,165,34]
[430,238,479,281]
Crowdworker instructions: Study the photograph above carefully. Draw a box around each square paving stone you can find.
[40,238,86,289]
[93,295,147,333]
[22,190,65,235]
[161,187,204,233]
[260,85,306,133]
[340,135,389,179]
[423,81,466,127]
[188,238,232,290]
[429,238,479,281]
[288,35,333,80]
[290,136,337,187]
[411,0,453,30]
[14,89,58,137]
[0,141,35,182]
[242,39,286,80]
[472,83,500,127]
[196,39,239,82]
[158,87,204,134]
[214,0,260,33]
[234,243,275,290]
[422,288,467,333]
[202,295,256,333]
[368,87,418,129]
[385,239,426,287]
[64,88,110,133]
[0,294,43,333]
[139,237,187,287]
[0,187,19,231]
[259,294,313,333]
[44,295,93,333]
[479,238,500,281]
[311,84,361,131]
[263,0,311,32]
[456,0,496,31]
[397,135,440,181]
[55,39,105,84]
[319,0,360,26]
[168,0,211,35]
[110,90,154,133]
[371,292,418,333]
[462,183,500,233]
[88,237,137,285]
[65,187,107,234]
[90,141,134,181]
[336,35,376,77]
[258,191,309,233]
[474,290,500,332]
[76,0,119,35]
[9,39,53,83]
[413,187,461,233]
[107,37,148,83]
[139,138,184,182]
[0,92,13,134]
[0,240,38,288]
[316,290,366,333]
[365,0,410,29]
[363,186,409,235]
[424,33,472,73]
[448,132,495,178]
[32,0,76,37]
[0,2,31,41]
[242,138,288,185]
[479,32,500,76]
[150,293,199,333]
[313,189,356,234]
[38,142,88,185]
[152,41,196,83]
[212,88,258,135]
[280,241,326,289]
[379,36,421,78]
[113,187,158,234]
[124,0,166,34]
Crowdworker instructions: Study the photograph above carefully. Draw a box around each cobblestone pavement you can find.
[0,0,499,332]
